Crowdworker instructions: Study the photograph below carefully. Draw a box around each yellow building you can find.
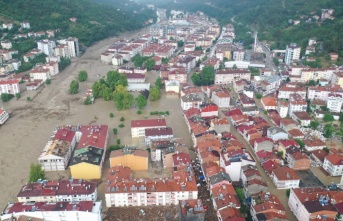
[69,146,104,179]
[110,148,148,171]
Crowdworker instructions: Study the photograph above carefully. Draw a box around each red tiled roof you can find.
[53,129,76,142]
[326,154,343,165]
[77,125,108,149]
[173,152,191,166]
[131,119,166,128]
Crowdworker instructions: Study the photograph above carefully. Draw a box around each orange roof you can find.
[272,166,300,180]
[262,97,278,107]
[326,153,343,165]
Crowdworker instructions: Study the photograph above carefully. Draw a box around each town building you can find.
[285,146,311,170]
[277,100,289,118]
[165,80,180,95]
[178,199,205,221]
[214,69,251,85]
[110,147,149,171]
[0,79,20,95]
[1,201,102,221]
[250,192,286,221]
[323,153,343,176]
[131,119,167,137]
[303,139,326,152]
[288,93,307,116]
[17,179,97,203]
[291,111,311,127]
[278,86,306,99]
[37,39,56,56]
[261,97,278,110]
[30,67,51,81]
[104,165,198,207]
[308,85,343,100]
[0,108,9,125]
[327,93,343,113]
[181,93,203,111]
[212,90,230,108]
[267,127,288,141]
[285,43,301,65]
[271,166,300,189]
[145,127,173,146]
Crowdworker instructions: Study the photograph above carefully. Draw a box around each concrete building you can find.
[0,108,9,125]
[285,43,301,65]
[37,39,56,56]
[212,90,230,108]
[17,179,97,203]
[323,153,343,176]
[308,85,343,100]
[1,201,102,221]
[267,127,288,141]
[145,127,173,146]
[104,165,198,207]
[67,37,80,57]
[178,199,205,221]
[271,166,300,189]
[110,148,149,171]
[285,146,311,170]
[327,93,343,113]
[288,93,307,116]
[30,67,51,81]
[181,94,203,111]
[165,80,180,95]
[215,69,251,85]
[131,119,167,137]
[0,79,20,95]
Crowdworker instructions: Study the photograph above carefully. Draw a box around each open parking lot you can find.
[297,170,323,188]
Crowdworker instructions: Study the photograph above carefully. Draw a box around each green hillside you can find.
[0,0,156,46]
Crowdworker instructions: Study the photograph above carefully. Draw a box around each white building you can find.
[277,100,289,118]
[278,86,307,99]
[38,128,77,171]
[308,85,343,100]
[233,50,245,61]
[212,90,230,108]
[267,127,288,141]
[54,44,70,58]
[1,201,102,221]
[145,127,173,146]
[215,69,251,85]
[37,39,56,56]
[288,93,307,116]
[30,67,51,81]
[181,93,203,110]
[271,166,300,189]
[131,119,167,137]
[21,21,31,29]
[67,37,80,57]
[1,40,12,49]
[285,43,301,65]
[323,154,343,176]
[165,80,180,95]
[17,179,98,203]
[0,79,20,95]
[327,93,343,113]
[0,108,9,125]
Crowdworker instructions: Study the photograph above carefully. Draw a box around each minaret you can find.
[254,31,258,52]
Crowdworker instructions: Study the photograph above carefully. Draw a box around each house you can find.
[200,103,219,118]
[286,146,311,170]
[110,148,148,171]
[267,127,288,141]
[280,118,299,132]
[1,40,12,49]
[20,21,31,29]
[323,153,343,176]
[38,128,77,171]
[210,118,230,134]
[315,110,340,121]
[292,111,312,127]
[17,179,97,203]
[0,201,102,221]
[261,97,278,110]
[239,93,255,107]
[252,137,274,153]
[26,80,44,91]
[244,179,268,197]
[131,119,167,137]
[233,79,247,93]
[289,93,307,116]
[0,108,9,125]
[173,152,191,166]
[0,79,20,95]
[288,187,342,221]
[212,90,230,108]
[104,165,198,207]
[250,192,286,221]
[178,199,206,221]
[212,184,241,211]
[311,149,329,167]
[145,127,173,146]
[69,125,109,179]
[100,51,113,64]
[165,80,180,95]
[277,139,300,159]
[168,69,187,83]
[240,165,262,184]
[181,94,203,110]
[271,166,300,189]
[303,139,326,152]
[332,72,343,89]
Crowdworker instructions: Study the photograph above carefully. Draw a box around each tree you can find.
[277,151,283,158]
[308,80,316,86]
[120,117,125,121]
[286,189,291,198]
[136,95,147,110]
[323,114,334,122]
[15,93,21,100]
[191,72,202,86]
[59,57,71,71]
[195,46,202,51]
[69,80,79,94]
[145,58,155,71]
[83,96,92,105]
[108,145,123,152]
[232,64,237,69]
[256,93,262,99]
[113,128,118,135]
[273,57,280,66]
[295,139,305,149]
[310,121,320,130]
[45,79,51,85]
[1,93,14,102]
[201,65,215,85]
[324,124,334,138]
[339,113,343,123]
[155,77,162,89]
[162,57,169,64]
[206,48,210,53]
[116,139,121,145]
[29,163,45,183]
[113,92,134,110]
[110,113,114,118]
[321,106,329,111]
[78,70,88,82]
[26,96,31,101]
[286,77,291,82]
[149,86,161,101]
[177,40,184,47]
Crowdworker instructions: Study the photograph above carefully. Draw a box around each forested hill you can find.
[0,0,156,46]
[142,0,343,54]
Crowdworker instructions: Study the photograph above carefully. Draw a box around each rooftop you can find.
[272,166,300,181]
[131,119,166,128]
[70,146,104,166]
[145,127,173,137]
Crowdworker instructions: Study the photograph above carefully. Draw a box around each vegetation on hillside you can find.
[0,0,156,46]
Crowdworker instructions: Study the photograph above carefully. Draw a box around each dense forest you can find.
[0,0,156,46]
[141,0,343,54]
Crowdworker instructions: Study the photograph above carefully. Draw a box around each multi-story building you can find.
[332,72,343,89]
[233,50,245,61]
[215,69,251,85]
[37,39,56,56]
[285,146,311,170]
[1,201,102,221]
[179,199,206,221]
[17,179,97,203]
[285,43,301,65]
[250,192,286,221]
[288,94,307,116]
[105,165,198,207]
[110,148,149,171]
[131,119,167,137]
[303,139,326,152]
[181,93,203,110]
[0,79,20,95]
[145,127,173,146]
[323,153,343,176]
[212,90,230,108]
[308,85,343,100]
[30,67,51,81]
[261,97,278,110]
[38,128,77,171]
[67,37,80,57]
[271,166,300,189]
[292,111,311,127]
[165,80,180,95]
[278,86,307,99]
[277,100,289,118]
[54,44,70,58]
[0,108,9,125]
[327,93,343,113]
[288,187,342,221]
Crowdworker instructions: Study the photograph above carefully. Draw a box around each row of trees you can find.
[191,66,215,86]
[130,55,155,70]
[69,70,88,94]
